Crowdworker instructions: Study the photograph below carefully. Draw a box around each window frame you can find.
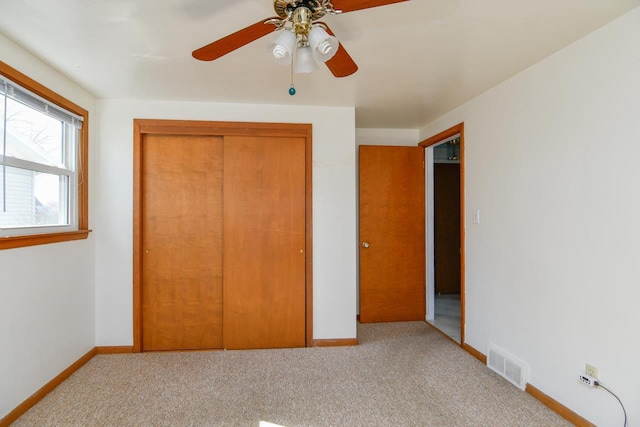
[0,61,89,249]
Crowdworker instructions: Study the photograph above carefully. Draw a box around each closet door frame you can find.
[132,119,313,352]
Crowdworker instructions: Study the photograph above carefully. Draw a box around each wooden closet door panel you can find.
[223,135,306,350]
[141,134,223,351]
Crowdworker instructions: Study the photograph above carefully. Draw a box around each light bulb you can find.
[308,26,338,63]
[272,45,288,60]
[267,30,296,65]
[317,40,334,55]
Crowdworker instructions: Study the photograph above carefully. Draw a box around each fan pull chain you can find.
[289,52,296,96]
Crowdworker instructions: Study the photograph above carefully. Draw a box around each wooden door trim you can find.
[419,122,465,346]
[133,119,313,352]
[136,119,312,138]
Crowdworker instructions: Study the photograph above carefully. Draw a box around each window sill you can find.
[0,230,91,250]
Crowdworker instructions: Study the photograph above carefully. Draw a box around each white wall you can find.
[356,128,419,147]
[94,100,357,345]
[0,33,96,419]
[420,7,640,426]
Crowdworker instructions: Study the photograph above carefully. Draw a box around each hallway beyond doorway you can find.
[428,293,461,342]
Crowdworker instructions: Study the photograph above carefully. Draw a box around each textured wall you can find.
[420,8,640,426]
[0,33,97,419]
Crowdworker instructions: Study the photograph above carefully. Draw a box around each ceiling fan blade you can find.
[331,0,409,13]
[193,18,278,61]
[322,25,358,78]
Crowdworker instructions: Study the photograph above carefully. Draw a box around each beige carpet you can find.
[13,322,570,426]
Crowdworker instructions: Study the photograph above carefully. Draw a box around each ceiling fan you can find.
[192,0,408,94]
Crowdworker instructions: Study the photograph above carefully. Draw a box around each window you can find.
[0,61,89,249]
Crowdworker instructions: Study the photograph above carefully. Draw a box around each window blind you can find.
[0,77,83,129]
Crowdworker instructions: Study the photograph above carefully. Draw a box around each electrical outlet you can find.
[585,364,598,379]
[579,373,597,387]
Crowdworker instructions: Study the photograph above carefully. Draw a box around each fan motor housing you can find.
[273,0,328,20]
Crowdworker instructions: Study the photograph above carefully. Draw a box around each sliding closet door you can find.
[223,135,306,350]
[141,134,224,351]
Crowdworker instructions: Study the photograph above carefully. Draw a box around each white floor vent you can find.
[487,344,529,391]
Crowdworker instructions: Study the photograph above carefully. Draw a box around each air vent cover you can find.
[487,344,529,390]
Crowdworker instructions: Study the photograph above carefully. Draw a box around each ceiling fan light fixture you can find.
[268,29,296,65]
[294,45,319,73]
[194,0,395,83]
[309,26,338,63]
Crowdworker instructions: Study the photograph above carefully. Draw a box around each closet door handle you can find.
[361,241,370,248]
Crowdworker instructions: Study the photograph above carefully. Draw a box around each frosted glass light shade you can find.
[309,26,338,63]
[294,46,319,73]
[268,30,296,65]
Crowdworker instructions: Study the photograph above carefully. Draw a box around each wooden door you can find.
[141,134,223,351]
[223,135,306,349]
[359,145,425,323]
[434,163,461,294]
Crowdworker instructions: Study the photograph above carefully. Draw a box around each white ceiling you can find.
[0,0,638,128]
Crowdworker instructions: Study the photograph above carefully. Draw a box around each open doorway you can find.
[420,123,465,345]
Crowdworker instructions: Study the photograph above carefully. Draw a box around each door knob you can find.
[361,241,370,248]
